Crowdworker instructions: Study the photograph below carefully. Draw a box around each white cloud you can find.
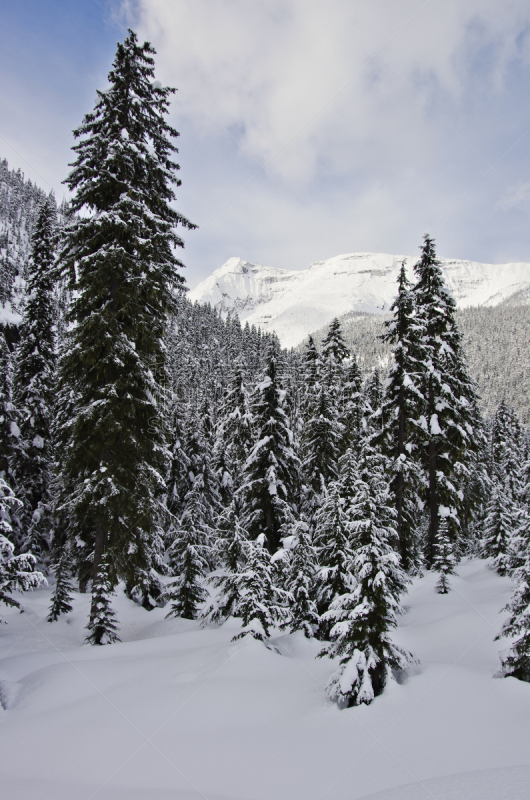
[130,0,530,186]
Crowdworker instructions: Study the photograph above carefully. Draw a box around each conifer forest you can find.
[1,26,530,800]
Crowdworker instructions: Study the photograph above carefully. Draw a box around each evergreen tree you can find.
[0,477,46,621]
[412,235,479,566]
[55,31,195,625]
[491,400,524,500]
[318,448,413,707]
[85,552,120,645]
[481,480,519,576]
[284,519,319,638]
[378,262,424,571]
[238,351,299,553]
[203,501,250,625]
[47,549,74,622]
[433,520,457,594]
[11,198,57,560]
[300,380,341,515]
[231,534,291,642]
[313,480,356,637]
[341,355,364,456]
[0,331,21,481]
[496,540,530,683]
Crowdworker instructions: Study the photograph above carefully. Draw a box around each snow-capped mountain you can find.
[189,252,530,347]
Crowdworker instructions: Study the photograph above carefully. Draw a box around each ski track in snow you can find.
[0,558,529,800]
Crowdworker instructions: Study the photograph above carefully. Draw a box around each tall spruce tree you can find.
[319,442,413,707]
[413,235,478,566]
[55,31,195,629]
[238,351,299,553]
[378,262,423,571]
[12,198,57,560]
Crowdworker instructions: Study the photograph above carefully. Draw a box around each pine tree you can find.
[491,401,524,500]
[47,549,74,621]
[433,520,457,594]
[231,534,291,642]
[164,471,216,620]
[238,351,299,553]
[203,501,250,625]
[481,480,519,576]
[496,538,530,683]
[0,331,21,482]
[412,235,479,566]
[377,262,424,571]
[55,31,195,625]
[0,477,46,621]
[85,552,120,645]
[284,519,319,637]
[318,447,414,707]
[341,355,364,456]
[313,480,356,637]
[300,380,341,514]
[11,198,57,561]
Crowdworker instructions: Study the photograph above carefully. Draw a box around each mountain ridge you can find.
[189,252,530,347]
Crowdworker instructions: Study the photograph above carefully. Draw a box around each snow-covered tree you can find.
[313,480,356,638]
[231,534,291,642]
[203,501,250,625]
[412,235,479,565]
[433,520,457,594]
[85,552,120,645]
[481,480,519,576]
[318,449,414,707]
[284,519,319,638]
[11,198,57,560]
[0,331,21,482]
[55,31,195,623]
[238,351,299,553]
[47,549,74,622]
[0,477,46,622]
[378,261,424,571]
[496,538,530,683]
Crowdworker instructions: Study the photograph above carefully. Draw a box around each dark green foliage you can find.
[496,543,530,683]
[318,445,413,707]
[433,521,457,594]
[11,198,57,560]
[313,480,355,637]
[56,31,195,604]
[47,549,74,621]
[203,502,250,625]
[284,519,319,638]
[85,552,120,645]
[412,235,479,566]
[377,262,424,571]
[231,534,291,642]
[0,476,47,621]
[481,480,519,576]
[239,352,299,553]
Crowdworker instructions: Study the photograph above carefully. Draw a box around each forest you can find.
[1,30,529,711]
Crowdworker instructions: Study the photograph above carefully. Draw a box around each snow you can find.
[0,559,529,799]
[189,253,530,347]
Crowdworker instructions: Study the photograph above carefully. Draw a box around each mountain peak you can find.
[189,252,530,347]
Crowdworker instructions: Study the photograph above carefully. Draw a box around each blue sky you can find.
[2,1,530,287]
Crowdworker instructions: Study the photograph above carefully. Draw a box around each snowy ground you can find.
[0,558,529,800]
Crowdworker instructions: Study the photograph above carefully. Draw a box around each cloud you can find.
[498,181,530,211]
[130,0,530,187]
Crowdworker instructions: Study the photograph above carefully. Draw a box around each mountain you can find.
[189,252,530,348]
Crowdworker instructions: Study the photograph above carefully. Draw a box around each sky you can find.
[2,0,530,288]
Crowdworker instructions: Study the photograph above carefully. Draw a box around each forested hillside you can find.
[309,303,530,425]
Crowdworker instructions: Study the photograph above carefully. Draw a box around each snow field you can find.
[0,558,529,800]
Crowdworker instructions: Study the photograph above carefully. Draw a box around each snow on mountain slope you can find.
[189,253,530,347]
[0,559,529,800]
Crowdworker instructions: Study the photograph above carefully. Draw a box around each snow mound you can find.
[0,559,529,800]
